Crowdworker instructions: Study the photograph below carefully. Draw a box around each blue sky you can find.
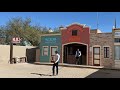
[0,12,119,32]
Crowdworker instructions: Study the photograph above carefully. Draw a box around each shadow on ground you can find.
[85,69,120,78]
[31,73,53,76]
[27,62,120,78]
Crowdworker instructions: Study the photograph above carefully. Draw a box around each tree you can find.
[0,17,61,45]
[41,26,49,34]
[0,26,8,44]
[23,26,41,46]
[5,17,42,46]
[53,27,60,33]
[0,28,5,38]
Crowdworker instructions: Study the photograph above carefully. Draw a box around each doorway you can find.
[50,46,58,62]
[93,47,100,66]
[63,43,87,65]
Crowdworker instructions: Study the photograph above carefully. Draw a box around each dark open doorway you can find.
[63,43,87,65]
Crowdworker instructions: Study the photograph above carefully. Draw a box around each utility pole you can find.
[97,12,99,30]
[115,18,116,28]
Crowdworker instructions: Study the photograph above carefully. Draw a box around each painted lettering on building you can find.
[44,37,57,43]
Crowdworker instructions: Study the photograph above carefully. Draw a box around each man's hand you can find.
[51,60,55,63]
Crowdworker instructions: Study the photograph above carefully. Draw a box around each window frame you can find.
[114,38,120,43]
[51,46,58,56]
[42,46,49,56]
[72,30,78,36]
[104,46,110,58]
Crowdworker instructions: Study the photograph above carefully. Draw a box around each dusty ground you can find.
[0,63,120,78]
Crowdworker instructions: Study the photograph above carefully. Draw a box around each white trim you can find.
[60,28,67,30]
[62,45,64,63]
[114,60,120,61]
[89,27,90,34]
[114,43,120,45]
[61,22,89,30]
[62,42,88,65]
[87,44,88,65]
[66,22,89,28]
[50,46,58,62]
[61,23,90,30]
[92,45,101,66]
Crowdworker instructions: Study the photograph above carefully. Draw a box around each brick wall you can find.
[89,33,114,67]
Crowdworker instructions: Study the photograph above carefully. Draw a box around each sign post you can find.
[10,39,13,64]
[9,37,21,64]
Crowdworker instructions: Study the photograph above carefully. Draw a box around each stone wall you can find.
[89,33,114,67]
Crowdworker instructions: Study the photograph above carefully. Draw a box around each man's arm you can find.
[79,51,81,56]
[75,51,77,57]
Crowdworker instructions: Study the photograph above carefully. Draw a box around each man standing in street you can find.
[52,51,60,76]
[75,49,81,65]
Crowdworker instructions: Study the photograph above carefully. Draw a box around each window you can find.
[93,47,100,65]
[114,38,120,43]
[51,47,57,56]
[43,46,48,56]
[104,47,109,58]
[114,46,120,60]
[72,30,77,36]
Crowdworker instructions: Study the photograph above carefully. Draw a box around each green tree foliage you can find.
[0,26,8,44]
[0,17,61,46]
[53,27,60,33]
[0,27,6,38]
[4,17,42,46]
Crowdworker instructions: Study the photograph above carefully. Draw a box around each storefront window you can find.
[114,46,120,60]
[43,46,48,56]
[114,38,120,43]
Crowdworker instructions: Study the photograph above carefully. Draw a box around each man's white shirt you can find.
[55,53,60,63]
[75,51,81,57]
